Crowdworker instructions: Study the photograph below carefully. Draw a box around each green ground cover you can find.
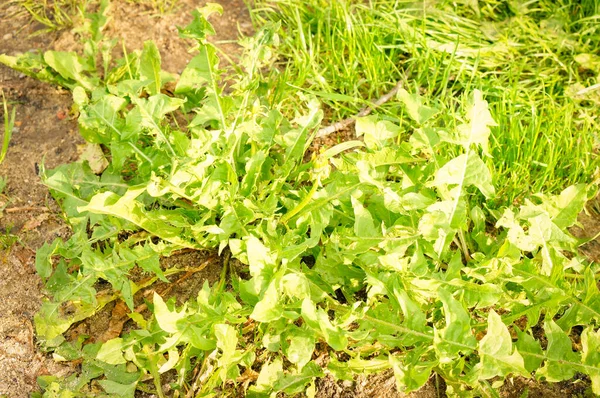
[0,1,599,397]
[252,0,600,205]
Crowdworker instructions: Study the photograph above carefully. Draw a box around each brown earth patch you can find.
[0,1,250,396]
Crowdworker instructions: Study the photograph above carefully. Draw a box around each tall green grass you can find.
[250,0,600,204]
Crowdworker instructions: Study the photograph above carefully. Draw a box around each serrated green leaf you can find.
[301,298,348,351]
[246,235,276,278]
[475,310,528,380]
[409,127,440,157]
[184,325,216,351]
[279,103,322,167]
[0,52,73,88]
[281,273,311,300]
[158,349,180,374]
[453,89,497,155]
[154,293,187,334]
[397,88,439,125]
[272,361,323,394]
[556,268,600,329]
[139,41,162,95]
[351,196,379,238]
[389,281,429,337]
[250,278,283,322]
[433,152,495,199]
[79,189,197,248]
[96,338,127,365]
[130,94,185,155]
[79,93,127,143]
[435,289,477,359]
[285,328,315,370]
[36,240,59,279]
[550,184,589,229]
[178,5,222,41]
[390,350,435,393]
[355,115,401,150]
[98,380,136,397]
[496,209,538,252]
[175,53,211,109]
[47,261,97,304]
[581,327,600,394]
[249,358,284,396]
[35,302,83,344]
[43,162,100,220]
[445,279,502,309]
[515,328,544,373]
[537,320,580,382]
[241,150,267,197]
[215,323,238,366]
[43,51,97,91]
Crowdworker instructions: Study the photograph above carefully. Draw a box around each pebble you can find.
[2,33,12,41]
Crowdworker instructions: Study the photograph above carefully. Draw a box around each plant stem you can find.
[281,178,319,225]
[145,345,166,398]
[217,250,231,293]
[457,230,472,262]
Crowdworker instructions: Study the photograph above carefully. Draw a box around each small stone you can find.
[2,33,12,41]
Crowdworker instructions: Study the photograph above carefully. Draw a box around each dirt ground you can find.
[0,1,598,397]
[0,1,250,396]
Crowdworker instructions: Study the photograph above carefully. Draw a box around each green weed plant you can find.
[0,4,599,397]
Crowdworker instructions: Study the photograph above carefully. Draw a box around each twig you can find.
[136,257,215,313]
[315,80,404,138]
[4,206,50,213]
[576,83,600,96]
[158,259,214,297]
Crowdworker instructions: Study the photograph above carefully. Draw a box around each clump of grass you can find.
[251,0,600,205]
[1,90,14,167]
[4,0,86,33]
[124,0,179,15]
[4,0,179,34]
[0,224,19,251]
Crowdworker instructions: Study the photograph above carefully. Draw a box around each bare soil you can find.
[0,1,598,397]
[0,1,249,396]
